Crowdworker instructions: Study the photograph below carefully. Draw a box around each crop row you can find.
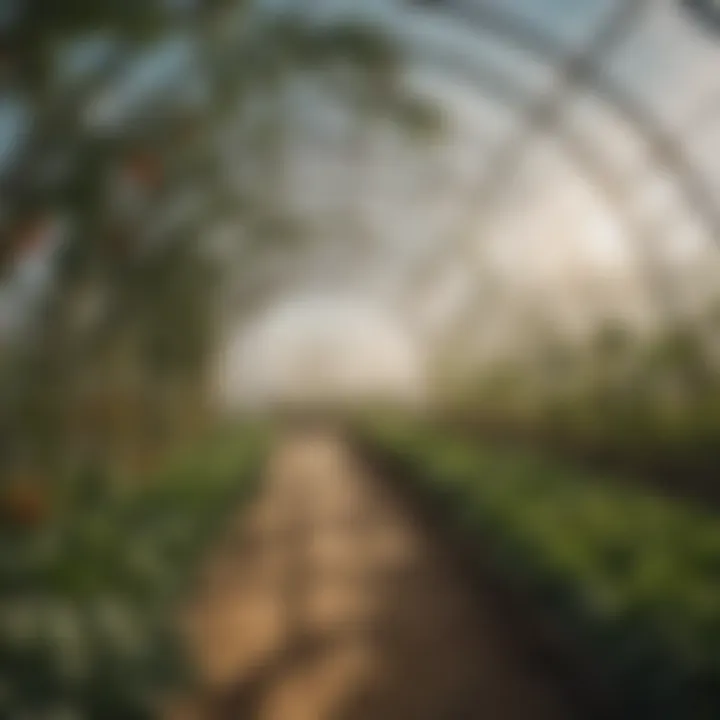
[371,421,720,719]
[0,424,268,720]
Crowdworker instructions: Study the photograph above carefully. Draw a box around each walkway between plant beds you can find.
[168,427,576,720]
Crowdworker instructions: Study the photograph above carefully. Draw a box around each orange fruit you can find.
[0,482,49,528]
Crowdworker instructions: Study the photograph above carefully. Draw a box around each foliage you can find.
[440,311,720,493]
[371,420,720,718]
[0,425,268,719]
[0,0,433,481]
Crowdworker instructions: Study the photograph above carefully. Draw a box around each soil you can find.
[167,427,580,720]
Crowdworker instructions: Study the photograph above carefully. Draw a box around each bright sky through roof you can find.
[1,0,719,403]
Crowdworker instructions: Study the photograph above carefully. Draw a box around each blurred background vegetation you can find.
[0,0,434,484]
[0,1,436,715]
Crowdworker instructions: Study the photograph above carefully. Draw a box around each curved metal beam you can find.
[398,0,719,338]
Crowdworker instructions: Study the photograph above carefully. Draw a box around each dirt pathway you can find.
[170,428,575,720]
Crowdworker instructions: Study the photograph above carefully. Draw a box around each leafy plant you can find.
[372,420,720,718]
[0,425,268,718]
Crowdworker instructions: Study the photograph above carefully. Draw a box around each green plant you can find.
[0,425,267,718]
[372,420,720,718]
